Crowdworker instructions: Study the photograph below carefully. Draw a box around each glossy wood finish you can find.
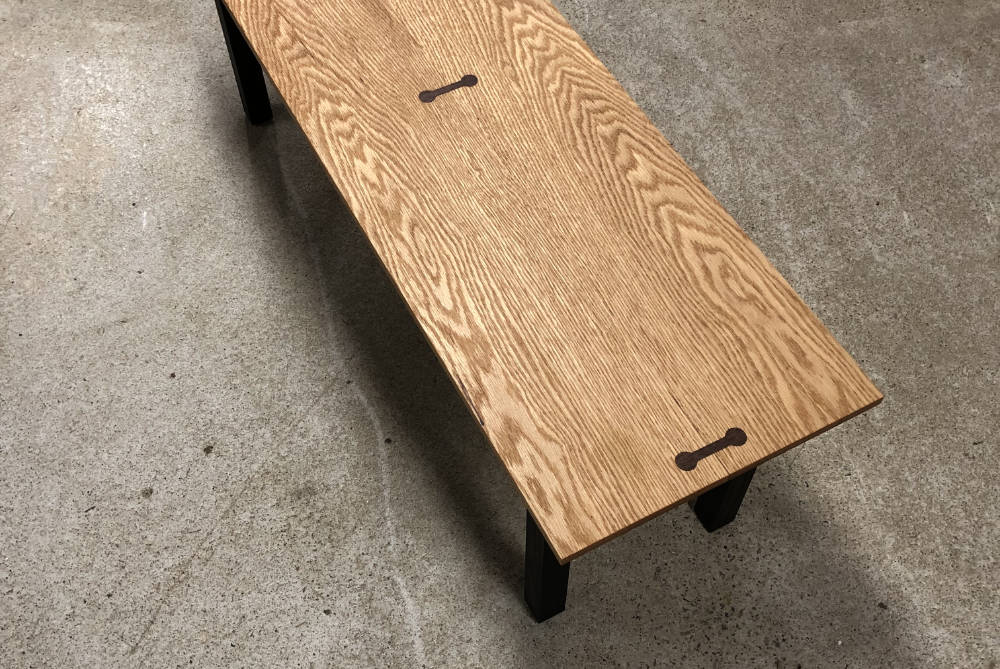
[217,0,882,562]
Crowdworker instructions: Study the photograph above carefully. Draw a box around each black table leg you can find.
[691,467,756,532]
[525,510,570,622]
[215,0,272,124]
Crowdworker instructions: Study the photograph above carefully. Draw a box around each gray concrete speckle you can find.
[1,0,997,666]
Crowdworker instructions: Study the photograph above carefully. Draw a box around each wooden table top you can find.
[221,0,882,562]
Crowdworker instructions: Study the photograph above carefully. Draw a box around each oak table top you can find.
[220,0,882,562]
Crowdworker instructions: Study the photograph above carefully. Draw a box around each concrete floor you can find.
[1,0,997,666]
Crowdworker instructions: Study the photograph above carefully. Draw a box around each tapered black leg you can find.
[525,511,570,622]
[691,467,756,532]
[215,0,272,124]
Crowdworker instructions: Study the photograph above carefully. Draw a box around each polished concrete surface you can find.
[1,1,997,666]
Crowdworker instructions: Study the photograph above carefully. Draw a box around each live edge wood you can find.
[220,0,882,562]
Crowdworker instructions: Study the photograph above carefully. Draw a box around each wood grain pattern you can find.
[219,0,882,562]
